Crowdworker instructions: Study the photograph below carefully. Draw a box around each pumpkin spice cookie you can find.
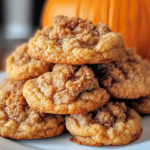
[132,95,150,114]
[0,79,65,140]
[23,64,110,114]
[65,102,142,146]
[28,15,126,65]
[91,49,150,99]
[6,43,52,81]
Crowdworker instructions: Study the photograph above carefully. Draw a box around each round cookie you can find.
[23,64,110,114]
[28,15,126,65]
[6,43,52,81]
[0,79,65,139]
[132,95,150,114]
[65,102,142,146]
[91,49,150,99]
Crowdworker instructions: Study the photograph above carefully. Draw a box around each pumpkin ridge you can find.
[76,0,81,18]
[144,0,150,59]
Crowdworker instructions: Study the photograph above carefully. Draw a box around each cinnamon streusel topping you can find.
[28,16,126,65]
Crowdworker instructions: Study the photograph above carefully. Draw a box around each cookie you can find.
[28,15,126,65]
[0,78,25,92]
[65,102,142,146]
[132,95,150,114]
[23,64,110,114]
[0,79,65,139]
[92,49,150,99]
[6,43,52,81]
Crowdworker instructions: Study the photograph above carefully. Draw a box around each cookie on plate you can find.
[23,64,110,114]
[6,43,52,81]
[91,49,150,99]
[65,102,142,146]
[28,15,126,65]
[0,79,65,139]
[132,95,150,114]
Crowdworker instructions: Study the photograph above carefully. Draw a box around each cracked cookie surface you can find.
[91,49,150,99]
[0,79,65,139]
[65,102,142,146]
[28,16,126,65]
[23,64,110,114]
[6,43,52,81]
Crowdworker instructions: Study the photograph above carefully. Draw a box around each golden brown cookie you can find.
[6,43,52,81]
[0,79,65,139]
[28,16,126,65]
[65,102,142,146]
[92,49,150,99]
[23,64,110,114]
[132,95,150,114]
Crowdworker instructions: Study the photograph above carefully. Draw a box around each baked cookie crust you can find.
[23,64,110,114]
[65,102,142,146]
[28,16,126,65]
[6,43,52,81]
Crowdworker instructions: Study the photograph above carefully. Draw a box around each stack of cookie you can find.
[1,15,149,146]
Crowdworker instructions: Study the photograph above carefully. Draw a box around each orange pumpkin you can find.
[41,0,150,60]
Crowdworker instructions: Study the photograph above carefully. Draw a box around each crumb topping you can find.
[6,93,28,122]
[0,91,64,126]
[95,102,127,127]
[71,102,127,128]
[40,16,111,50]
[36,64,99,104]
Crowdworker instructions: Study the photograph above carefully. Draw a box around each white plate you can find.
[0,71,150,150]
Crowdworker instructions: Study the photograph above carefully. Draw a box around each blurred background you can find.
[0,0,150,71]
[0,0,46,71]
